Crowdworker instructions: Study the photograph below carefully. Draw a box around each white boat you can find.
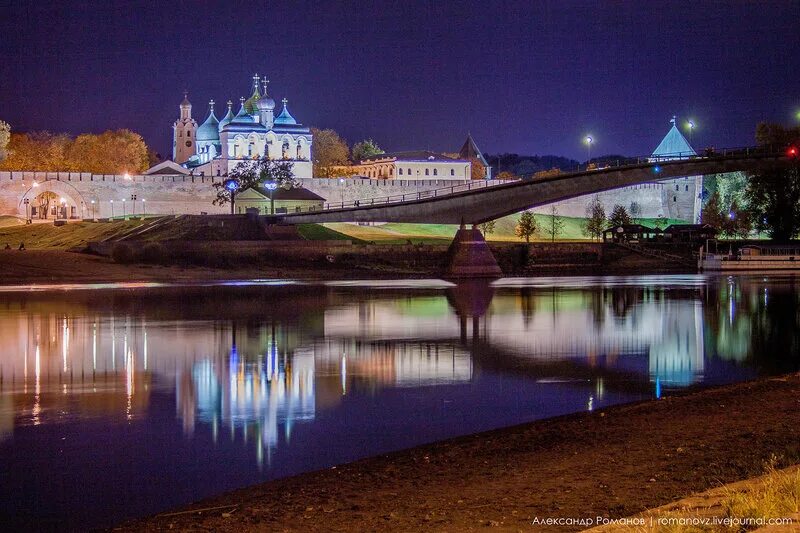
[699,245,800,271]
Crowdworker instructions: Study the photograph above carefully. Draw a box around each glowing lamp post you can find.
[687,120,695,147]
[339,177,345,205]
[224,178,240,214]
[90,200,97,221]
[110,200,114,219]
[141,199,146,218]
[60,197,66,220]
[264,181,278,214]
[23,198,30,223]
[121,198,127,219]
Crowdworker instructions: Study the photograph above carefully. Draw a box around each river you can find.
[0,274,798,530]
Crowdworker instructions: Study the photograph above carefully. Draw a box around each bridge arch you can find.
[18,179,88,220]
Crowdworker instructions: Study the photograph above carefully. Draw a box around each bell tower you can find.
[173,91,198,164]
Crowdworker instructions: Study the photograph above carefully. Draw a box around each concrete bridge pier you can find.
[442,222,502,279]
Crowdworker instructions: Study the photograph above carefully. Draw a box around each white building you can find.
[355,151,472,180]
[173,74,313,179]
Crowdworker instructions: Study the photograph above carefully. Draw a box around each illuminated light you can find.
[687,120,695,130]
[32,181,39,187]
[124,172,131,180]
[264,181,278,191]
[224,178,239,192]
[584,135,593,145]
[787,146,798,158]
[728,212,735,220]
[653,165,661,173]
[60,197,66,204]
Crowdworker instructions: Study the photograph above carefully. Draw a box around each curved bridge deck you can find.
[272,148,792,224]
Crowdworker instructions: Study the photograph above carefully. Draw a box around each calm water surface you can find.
[1,274,799,530]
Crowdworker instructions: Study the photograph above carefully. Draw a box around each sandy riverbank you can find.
[116,374,800,532]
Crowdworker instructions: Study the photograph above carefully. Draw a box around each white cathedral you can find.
[172,74,313,178]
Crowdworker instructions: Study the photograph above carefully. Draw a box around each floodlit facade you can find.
[173,75,313,179]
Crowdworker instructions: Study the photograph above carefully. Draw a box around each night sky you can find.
[1,1,798,161]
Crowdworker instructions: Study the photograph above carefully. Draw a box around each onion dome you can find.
[257,78,275,111]
[197,100,220,141]
[218,100,234,131]
[180,91,191,108]
[231,97,254,124]
[243,74,262,116]
[274,98,297,125]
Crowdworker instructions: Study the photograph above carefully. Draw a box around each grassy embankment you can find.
[323,213,685,244]
[0,213,686,250]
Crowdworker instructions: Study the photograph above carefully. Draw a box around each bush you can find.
[110,242,136,264]
[140,242,168,264]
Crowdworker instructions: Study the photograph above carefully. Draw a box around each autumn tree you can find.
[583,197,607,240]
[68,129,149,174]
[515,211,538,243]
[351,138,384,162]
[0,131,72,171]
[701,191,727,230]
[609,204,632,227]
[310,127,350,178]
[495,171,519,180]
[0,120,9,161]
[546,204,565,242]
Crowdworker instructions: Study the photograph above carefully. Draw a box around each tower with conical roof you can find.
[173,92,198,164]
[651,117,702,222]
[459,133,491,179]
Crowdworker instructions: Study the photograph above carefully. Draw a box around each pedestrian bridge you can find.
[273,148,793,224]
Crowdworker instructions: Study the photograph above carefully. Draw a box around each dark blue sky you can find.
[1,1,798,160]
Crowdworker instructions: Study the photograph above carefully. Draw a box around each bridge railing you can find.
[282,145,784,216]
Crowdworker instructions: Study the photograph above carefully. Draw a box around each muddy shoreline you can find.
[0,249,692,286]
[116,374,800,532]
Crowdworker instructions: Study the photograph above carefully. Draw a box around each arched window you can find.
[408,168,411,175]
[187,130,191,138]
[450,169,454,176]
[433,168,438,176]
[398,168,403,176]
[425,168,429,176]
[282,141,290,159]
[685,185,689,191]
[297,143,302,159]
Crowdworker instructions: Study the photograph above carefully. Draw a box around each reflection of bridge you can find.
[276,149,791,224]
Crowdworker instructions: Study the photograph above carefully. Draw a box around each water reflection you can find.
[1,275,799,528]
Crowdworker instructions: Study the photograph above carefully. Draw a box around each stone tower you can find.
[173,92,198,164]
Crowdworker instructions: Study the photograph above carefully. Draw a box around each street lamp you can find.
[121,198,126,219]
[141,199,146,218]
[224,178,239,214]
[264,181,278,214]
[60,197,66,220]
[338,177,345,205]
[131,194,137,217]
[687,120,695,147]
[23,198,30,223]
[90,200,96,221]
[110,199,114,219]
[584,135,594,166]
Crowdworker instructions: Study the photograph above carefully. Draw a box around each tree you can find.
[495,170,519,180]
[68,129,149,173]
[351,139,384,162]
[515,211,538,243]
[0,129,150,173]
[722,199,753,239]
[583,197,606,240]
[546,205,565,242]
[701,191,727,230]
[744,123,800,241]
[0,120,9,162]
[478,219,496,236]
[213,156,296,207]
[609,204,632,227]
[629,201,642,221]
[310,127,349,177]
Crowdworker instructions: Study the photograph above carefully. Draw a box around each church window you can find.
[685,185,689,191]
[282,141,290,159]
[675,185,679,191]
[433,169,438,176]
[185,141,192,147]
[425,169,429,176]
[187,130,191,138]
[297,143,302,159]
[179,131,182,137]
[407,168,411,175]
[450,169,455,176]
[673,196,677,202]
[399,168,403,175]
